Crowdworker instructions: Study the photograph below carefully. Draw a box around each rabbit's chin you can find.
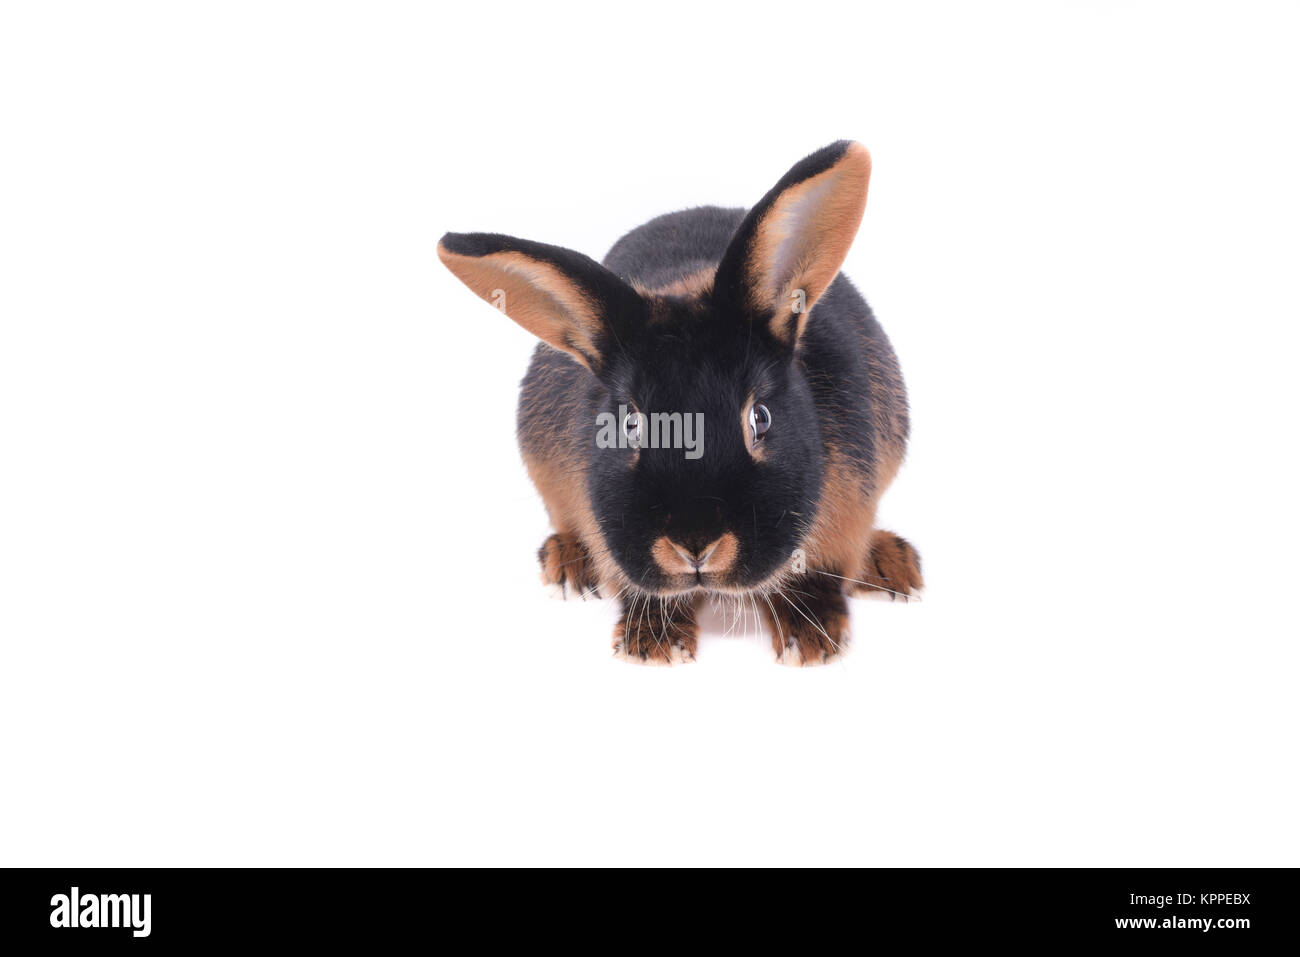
[625,575,725,598]
[623,568,796,599]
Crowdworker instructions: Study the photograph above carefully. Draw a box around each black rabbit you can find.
[438,141,921,665]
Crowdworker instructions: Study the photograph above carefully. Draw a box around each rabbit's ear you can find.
[438,233,644,371]
[714,141,871,349]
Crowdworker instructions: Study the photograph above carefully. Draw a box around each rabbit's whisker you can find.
[779,590,841,654]
[811,569,919,601]
[761,591,783,649]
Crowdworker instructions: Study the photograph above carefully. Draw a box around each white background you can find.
[2,2,1297,866]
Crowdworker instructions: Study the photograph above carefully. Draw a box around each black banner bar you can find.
[1,868,1293,947]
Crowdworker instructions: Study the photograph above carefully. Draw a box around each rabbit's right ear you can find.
[438,233,644,372]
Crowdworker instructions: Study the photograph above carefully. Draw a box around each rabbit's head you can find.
[439,141,871,594]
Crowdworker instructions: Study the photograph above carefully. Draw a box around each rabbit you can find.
[437,141,921,665]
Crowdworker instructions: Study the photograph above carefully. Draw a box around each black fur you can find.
[517,235,903,592]
[444,142,911,616]
[588,287,821,591]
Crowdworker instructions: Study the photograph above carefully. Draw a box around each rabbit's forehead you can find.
[629,343,780,405]
[623,316,775,400]
[625,349,755,410]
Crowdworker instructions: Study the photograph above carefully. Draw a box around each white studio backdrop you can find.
[1,2,1297,866]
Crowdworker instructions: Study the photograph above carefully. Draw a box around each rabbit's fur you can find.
[439,142,921,665]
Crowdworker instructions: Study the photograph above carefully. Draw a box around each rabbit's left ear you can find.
[714,141,871,349]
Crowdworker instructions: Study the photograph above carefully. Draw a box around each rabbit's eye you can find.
[623,411,642,447]
[748,403,772,442]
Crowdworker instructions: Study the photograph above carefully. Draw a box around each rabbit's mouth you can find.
[634,533,800,597]
[650,571,736,596]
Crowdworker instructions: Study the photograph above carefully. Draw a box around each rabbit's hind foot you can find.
[538,532,601,599]
[853,530,924,602]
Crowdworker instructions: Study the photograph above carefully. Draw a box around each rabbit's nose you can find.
[652,533,739,577]
[670,538,719,571]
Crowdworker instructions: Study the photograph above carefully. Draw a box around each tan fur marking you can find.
[437,246,603,368]
[650,532,739,576]
[797,313,910,587]
[521,444,622,595]
[801,452,877,583]
[748,142,871,346]
[740,393,765,462]
[651,536,681,575]
[706,532,739,575]
[631,266,715,300]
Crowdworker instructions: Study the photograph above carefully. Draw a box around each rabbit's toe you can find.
[854,530,924,601]
[612,598,698,665]
[770,608,850,666]
[762,576,851,666]
[538,533,600,599]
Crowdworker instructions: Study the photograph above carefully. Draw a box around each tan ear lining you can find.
[747,142,871,347]
[437,245,605,369]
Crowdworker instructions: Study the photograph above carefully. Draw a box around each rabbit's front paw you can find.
[854,530,924,601]
[762,576,851,666]
[538,532,600,599]
[613,597,698,665]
